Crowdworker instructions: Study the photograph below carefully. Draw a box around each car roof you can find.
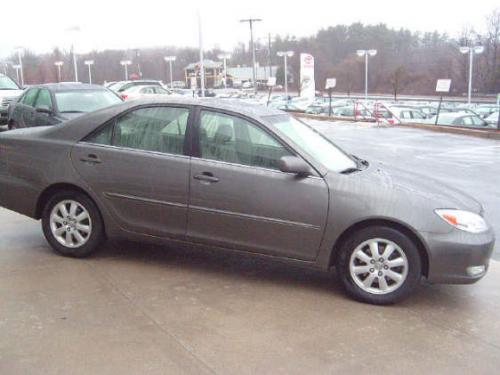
[29,83,109,92]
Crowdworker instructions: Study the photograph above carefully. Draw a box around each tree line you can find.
[3,8,499,98]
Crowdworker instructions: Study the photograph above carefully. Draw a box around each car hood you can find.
[356,162,483,214]
[0,89,23,100]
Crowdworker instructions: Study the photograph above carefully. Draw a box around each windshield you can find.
[265,114,358,173]
[0,75,20,90]
[55,90,122,113]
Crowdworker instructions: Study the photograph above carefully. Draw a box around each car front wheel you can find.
[336,226,422,305]
[42,191,104,257]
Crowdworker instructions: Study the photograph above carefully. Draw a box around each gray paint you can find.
[0,98,495,284]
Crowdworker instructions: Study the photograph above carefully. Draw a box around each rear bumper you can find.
[423,228,495,284]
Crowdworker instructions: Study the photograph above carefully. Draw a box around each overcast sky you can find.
[1,0,498,58]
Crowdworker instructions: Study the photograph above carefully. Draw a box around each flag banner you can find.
[300,53,315,99]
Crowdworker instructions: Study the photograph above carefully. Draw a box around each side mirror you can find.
[36,105,52,115]
[279,156,311,177]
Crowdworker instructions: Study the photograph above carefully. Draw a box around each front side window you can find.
[265,114,357,173]
[199,111,292,170]
[21,88,39,107]
[35,89,53,110]
[87,106,189,155]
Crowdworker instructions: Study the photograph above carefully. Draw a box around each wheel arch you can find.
[329,218,429,277]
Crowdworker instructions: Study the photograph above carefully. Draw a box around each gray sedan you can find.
[0,98,495,304]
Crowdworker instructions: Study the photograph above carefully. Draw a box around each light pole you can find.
[164,56,176,88]
[120,60,132,80]
[240,18,262,94]
[459,45,484,105]
[13,64,21,85]
[66,26,81,82]
[277,51,294,99]
[356,49,377,101]
[54,61,64,82]
[84,60,94,84]
[14,47,24,87]
[217,53,231,89]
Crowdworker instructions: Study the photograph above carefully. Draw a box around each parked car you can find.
[0,74,24,127]
[7,83,122,129]
[120,85,170,100]
[387,106,427,123]
[427,113,491,128]
[474,105,499,119]
[484,111,499,126]
[109,80,164,93]
[0,98,494,305]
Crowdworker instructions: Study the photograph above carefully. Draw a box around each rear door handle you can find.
[194,172,219,183]
[80,154,102,164]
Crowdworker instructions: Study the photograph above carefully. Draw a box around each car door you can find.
[71,105,193,239]
[187,109,329,261]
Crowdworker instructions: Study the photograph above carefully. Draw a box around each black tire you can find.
[42,190,105,258]
[336,226,422,305]
[8,120,19,130]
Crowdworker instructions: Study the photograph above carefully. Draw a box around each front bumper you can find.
[423,227,495,284]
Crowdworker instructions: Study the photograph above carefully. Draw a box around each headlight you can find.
[435,209,489,234]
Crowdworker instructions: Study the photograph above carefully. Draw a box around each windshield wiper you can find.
[340,167,362,174]
[60,110,85,113]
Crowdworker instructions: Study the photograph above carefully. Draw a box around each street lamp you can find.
[12,64,21,85]
[459,45,484,105]
[84,60,94,84]
[54,61,64,82]
[217,53,231,89]
[240,18,262,94]
[356,49,377,101]
[277,51,294,99]
[14,47,24,87]
[120,60,132,80]
[164,56,176,88]
[66,26,81,82]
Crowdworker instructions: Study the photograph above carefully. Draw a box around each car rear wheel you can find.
[336,226,421,305]
[42,191,104,257]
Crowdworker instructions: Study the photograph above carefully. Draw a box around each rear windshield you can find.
[55,90,122,113]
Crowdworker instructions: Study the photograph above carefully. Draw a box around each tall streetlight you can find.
[164,56,176,88]
[276,51,294,99]
[84,60,94,84]
[217,53,231,89]
[14,47,24,87]
[356,49,377,101]
[13,64,21,85]
[460,45,484,105]
[120,60,132,80]
[54,61,64,82]
[66,26,81,82]
[240,18,262,94]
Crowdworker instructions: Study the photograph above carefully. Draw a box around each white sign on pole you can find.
[267,77,277,87]
[300,53,315,99]
[325,78,337,90]
[436,79,451,93]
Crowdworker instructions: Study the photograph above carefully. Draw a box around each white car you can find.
[120,85,171,100]
[0,74,24,128]
[386,106,427,124]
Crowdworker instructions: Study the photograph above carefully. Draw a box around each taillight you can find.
[121,94,128,100]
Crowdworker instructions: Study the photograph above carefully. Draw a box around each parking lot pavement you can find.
[307,120,500,260]
[1,206,500,374]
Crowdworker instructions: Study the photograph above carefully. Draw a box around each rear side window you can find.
[21,89,39,107]
[86,106,189,156]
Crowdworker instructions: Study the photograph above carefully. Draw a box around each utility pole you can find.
[268,33,272,79]
[198,11,205,97]
[240,18,262,95]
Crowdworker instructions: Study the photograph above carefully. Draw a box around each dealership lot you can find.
[1,122,499,374]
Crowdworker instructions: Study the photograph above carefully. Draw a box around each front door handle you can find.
[194,172,219,183]
[80,153,102,164]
